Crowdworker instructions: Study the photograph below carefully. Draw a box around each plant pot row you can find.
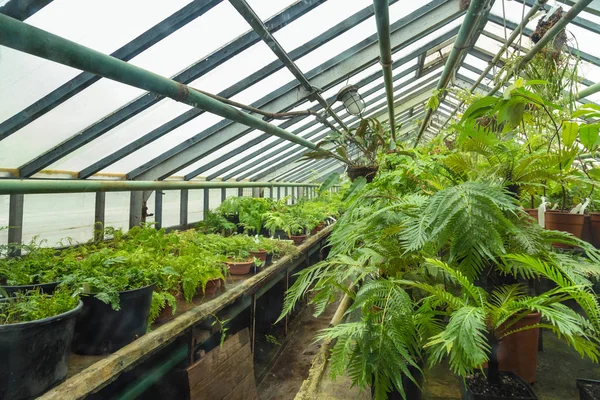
[0,283,155,399]
[525,210,600,247]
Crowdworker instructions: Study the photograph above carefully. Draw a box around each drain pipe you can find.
[441,0,547,129]
[414,0,491,147]
[373,0,397,148]
[487,0,593,96]
[0,14,319,153]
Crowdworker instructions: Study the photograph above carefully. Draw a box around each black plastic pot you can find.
[72,283,155,355]
[0,281,61,297]
[265,252,273,267]
[577,379,600,400]
[370,365,423,400]
[0,300,82,400]
[272,229,288,240]
[460,371,538,400]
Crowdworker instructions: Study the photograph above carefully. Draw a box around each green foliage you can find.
[0,288,79,325]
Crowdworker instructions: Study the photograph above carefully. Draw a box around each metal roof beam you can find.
[77,0,382,180]
[17,0,323,178]
[189,27,460,181]
[414,0,495,146]
[129,0,464,181]
[0,0,53,20]
[486,14,600,66]
[255,80,439,182]
[229,0,349,132]
[230,68,442,182]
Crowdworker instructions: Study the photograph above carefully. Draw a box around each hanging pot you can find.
[347,166,378,183]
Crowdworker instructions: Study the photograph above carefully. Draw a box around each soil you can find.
[466,371,531,398]
[582,382,600,399]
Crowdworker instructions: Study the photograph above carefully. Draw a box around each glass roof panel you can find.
[245,0,297,21]
[273,0,372,53]
[0,0,191,123]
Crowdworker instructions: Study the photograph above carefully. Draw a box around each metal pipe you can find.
[576,82,600,101]
[441,0,547,128]
[0,14,318,152]
[373,0,397,147]
[414,0,491,146]
[487,0,593,96]
[0,180,322,195]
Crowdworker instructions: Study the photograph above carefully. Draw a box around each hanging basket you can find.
[347,166,378,183]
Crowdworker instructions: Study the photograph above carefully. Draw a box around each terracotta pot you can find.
[226,260,253,275]
[249,249,267,262]
[545,212,591,247]
[200,278,221,296]
[155,303,176,324]
[310,222,326,235]
[347,166,378,183]
[590,213,600,248]
[290,235,306,246]
[523,208,539,224]
[497,312,542,384]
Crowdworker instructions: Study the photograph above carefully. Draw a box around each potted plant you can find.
[62,248,159,355]
[300,118,397,183]
[577,379,600,400]
[0,288,82,400]
[0,238,77,296]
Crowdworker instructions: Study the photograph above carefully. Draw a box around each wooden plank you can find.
[39,226,333,400]
[189,343,253,399]
[222,372,258,400]
[187,329,249,388]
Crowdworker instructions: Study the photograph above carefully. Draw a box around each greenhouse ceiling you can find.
[1,0,600,184]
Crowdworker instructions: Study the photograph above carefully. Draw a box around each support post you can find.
[291,187,295,204]
[180,189,188,227]
[129,191,143,229]
[94,192,105,241]
[250,293,257,355]
[8,193,24,255]
[221,187,226,203]
[238,187,243,197]
[277,186,281,200]
[203,188,210,219]
[155,190,163,229]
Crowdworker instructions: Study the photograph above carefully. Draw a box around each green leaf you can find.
[579,124,600,150]
[588,168,600,182]
[525,79,549,86]
[335,146,348,160]
[319,173,340,194]
[561,121,579,148]
[461,97,498,122]
[509,102,526,128]
[342,176,366,201]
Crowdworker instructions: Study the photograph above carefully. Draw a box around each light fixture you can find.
[336,84,365,116]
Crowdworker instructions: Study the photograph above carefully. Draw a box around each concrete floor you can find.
[258,300,340,400]
[422,332,600,400]
[284,327,600,400]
